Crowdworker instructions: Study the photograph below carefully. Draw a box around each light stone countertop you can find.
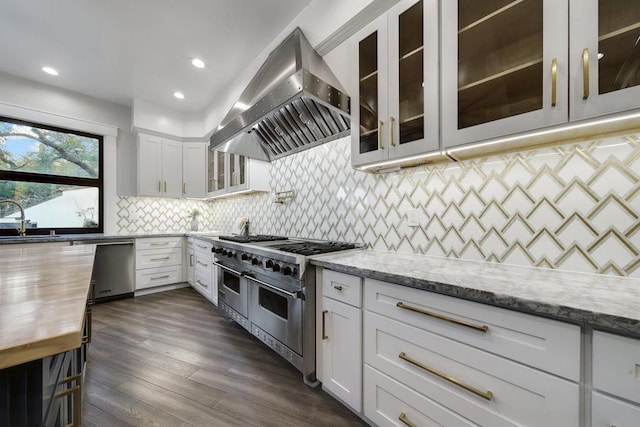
[310,249,640,336]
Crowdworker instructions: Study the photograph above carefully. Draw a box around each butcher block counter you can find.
[0,243,96,369]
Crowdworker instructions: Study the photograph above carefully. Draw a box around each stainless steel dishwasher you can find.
[72,239,135,302]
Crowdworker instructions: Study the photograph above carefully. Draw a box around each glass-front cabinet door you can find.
[207,149,226,197]
[228,153,248,192]
[441,0,568,150]
[352,0,439,167]
[570,0,640,120]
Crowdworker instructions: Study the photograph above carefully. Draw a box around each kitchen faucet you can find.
[0,199,26,237]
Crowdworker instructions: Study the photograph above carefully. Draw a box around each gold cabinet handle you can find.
[151,274,170,280]
[396,302,488,332]
[190,254,194,267]
[378,120,384,149]
[55,373,82,427]
[164,181,167,192]
[196,280,208,288]
[322,310,328,340]
[81,305,92,344]
[150,242,170,246]
[551,58,558,107]
[197,260,208,267]
[398,412,415,427]
[183,182,187,194]
[158,180,162,192]
[333,285,343,291]
[582,48,590,99]
[399,352,493,401]
[389,116,396,146]
[150,256,171,261]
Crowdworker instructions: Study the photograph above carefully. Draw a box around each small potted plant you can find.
[187,209,201,231]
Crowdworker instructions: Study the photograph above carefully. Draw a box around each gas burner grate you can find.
[275,241,357,256]
[218,235,288,243]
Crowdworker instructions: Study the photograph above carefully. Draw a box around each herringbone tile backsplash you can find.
[210,133,640,278]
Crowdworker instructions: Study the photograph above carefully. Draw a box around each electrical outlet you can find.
[407,209,420,227]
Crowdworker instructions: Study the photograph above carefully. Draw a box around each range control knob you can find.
[272,263,281,272]
[241,253,250,261]
[215,248,223,254]
[227,251,234,258]
[221,249,228,255]
[265,259,274,268]
[252,257,261,266]
[283,266,292,276]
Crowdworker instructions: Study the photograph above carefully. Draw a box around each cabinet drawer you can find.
[194,268,213,300]
[136,237,182,250]
[193,239,213,253]
[323,269,362,307]
[592,391,640,427]
[194,250,211,271]
[593,331,640,404]
[136,248,182,269]
[365,365,479,427]
[364,311,579,427]
[364,278,580,380]
[135,266,182,289]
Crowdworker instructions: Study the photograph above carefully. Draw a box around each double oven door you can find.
[247,274,303,355]
[217,263,248,318]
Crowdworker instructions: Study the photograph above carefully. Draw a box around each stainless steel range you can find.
[212,235,359,386]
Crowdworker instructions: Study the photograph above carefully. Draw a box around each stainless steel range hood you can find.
[209,28,350,162]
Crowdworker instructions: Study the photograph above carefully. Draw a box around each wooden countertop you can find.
[0,244,96,369]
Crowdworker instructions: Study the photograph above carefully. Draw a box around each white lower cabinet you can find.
[320,270,363,412]
[186,239,195,286]
[191,237,217,305]
[592,391,640,427]
[135,237,183,291]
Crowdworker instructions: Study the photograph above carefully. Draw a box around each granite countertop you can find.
[311,249,640,336]
[0,244,96,369]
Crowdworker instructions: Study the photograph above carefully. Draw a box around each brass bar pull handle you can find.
[150,256,171,261]
[398,412,415,427]
[183,182,186,194]
[399,352,493,401]
[396,301,488,333]
[158,181,162,192]
[82,305,92,344]
[196,280,208,288]
[389,116,396,146]
[151,274,170,280]
[378,120,384,149]
[322,310,328,340]
[164,181,167,192]
[551,58,557,107]
[150,242,170,246]
[55,373,82,427]
[582,48,590,99]
[333,285,343,291]
[190,254,194,266]
[197,261,208,267]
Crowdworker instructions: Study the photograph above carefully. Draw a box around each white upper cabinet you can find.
[137,133,183,198]
[441,0,569,150]
[352,0,440,168]
[207,150,270,199]
[182,142,207,198]
[570,0,640,121]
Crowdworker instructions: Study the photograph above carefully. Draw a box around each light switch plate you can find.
[407,209,419,227]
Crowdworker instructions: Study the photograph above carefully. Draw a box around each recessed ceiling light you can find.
[174,91,185,99]
[191,58,206,69]
[42,66,58,76]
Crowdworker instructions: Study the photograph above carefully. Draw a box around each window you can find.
[0,116,103,235]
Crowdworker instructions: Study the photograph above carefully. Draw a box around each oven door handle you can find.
[213,262,243,276]
[244,274,302,299]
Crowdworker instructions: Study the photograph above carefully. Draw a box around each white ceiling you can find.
[0,0,312,113]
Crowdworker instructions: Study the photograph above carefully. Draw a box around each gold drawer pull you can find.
[399,352,493,401]
[378,120,384,149]
[396,301,488,332]
[150,242,170,246]
[398,412,414,427]
[551,58,557,107]
[582,48,590,99]
[389,116,396,146]
[322,310,328,340]
[333,285,343,291]
[55,373,82,426]
[81,305,92,344]
[196,280,208,288]
[151,275,170,280]
[150,256,171,261]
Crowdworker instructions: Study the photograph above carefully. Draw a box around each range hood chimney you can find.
[209,28,350,162]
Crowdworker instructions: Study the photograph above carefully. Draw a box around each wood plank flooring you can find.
[82,287,368,427]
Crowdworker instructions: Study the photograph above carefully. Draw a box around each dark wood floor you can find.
[82,287,367,427]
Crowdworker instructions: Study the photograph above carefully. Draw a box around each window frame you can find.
[0,115,104,235]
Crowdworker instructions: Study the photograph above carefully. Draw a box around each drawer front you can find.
[365,365,482,427]
[136,237,182,251]
[193,239,213,253]
[364,278,580,381]
[194,268,213,300]
[592,391,640,427]
[364,311,579,427]
[323,269,362,307]
[136,248,182,269]
[593,331,640,404]
[135,266,182,289]
[194,250,211,271]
